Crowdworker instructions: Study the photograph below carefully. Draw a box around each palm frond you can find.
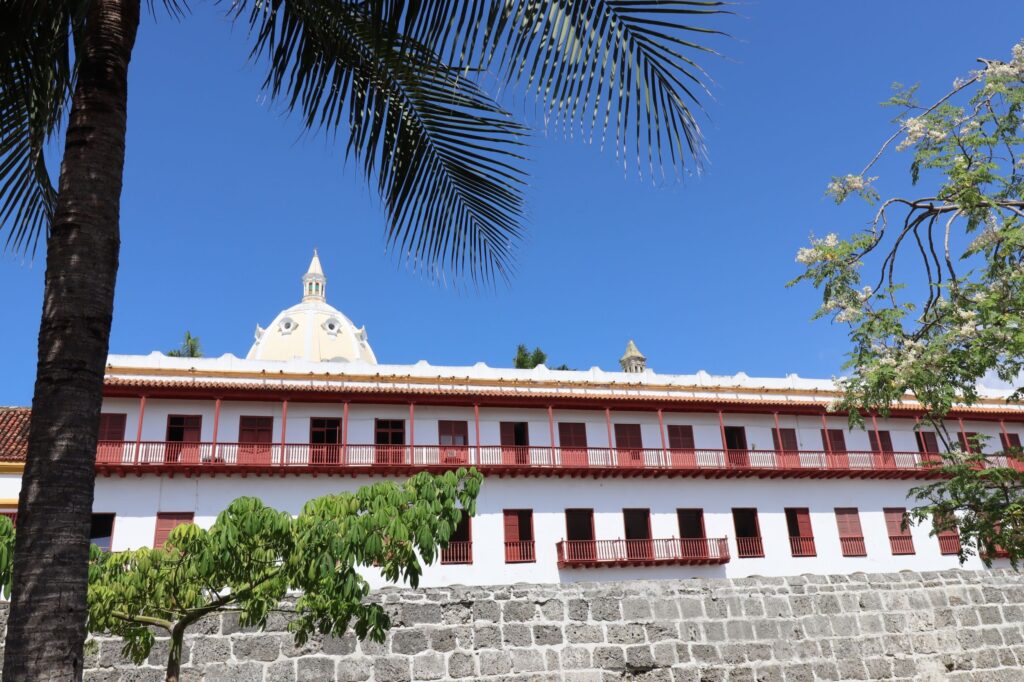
[378,1,729,178]
[0,1,78,254]
[238,0,528,284]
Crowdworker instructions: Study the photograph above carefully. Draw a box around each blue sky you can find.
[2,3,1022,405]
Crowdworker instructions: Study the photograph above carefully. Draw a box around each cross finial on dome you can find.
[302,250,327,301]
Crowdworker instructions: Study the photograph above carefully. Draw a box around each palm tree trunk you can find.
[2,0,139,678]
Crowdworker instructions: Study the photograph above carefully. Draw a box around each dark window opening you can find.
[91,513,116,552]
[677,509,705,538]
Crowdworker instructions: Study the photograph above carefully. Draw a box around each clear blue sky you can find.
[2,3,1022,405]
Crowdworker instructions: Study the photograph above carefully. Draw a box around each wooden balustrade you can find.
[736,536,764,558]
[839,536,867,557]
[888,535,915,555]
[555,538,729,567]
[504,541,536,563]
[789,536,817,557]
[440,541,473,565]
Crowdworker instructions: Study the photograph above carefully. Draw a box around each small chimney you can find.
[619,340,646,373]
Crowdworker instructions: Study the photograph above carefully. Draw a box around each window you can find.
[1001,432,1022,453]
[772,427,799,467]
[165,415,202,463]
[97,413,128,463]
[957,431,981,454]
[238,416,274,465]
[374,419,406,465]
[666,425,697,467]
[499,422,530,465]
[884,507,915,555]
[91,514,116,552]
[441,516,472,564]
[558,422,588,467]
[935,514,961,556]
[623,509,652,559]
[503,510,535,563]
[820,428,848,468]
[98,413,127,441]
[723,426,748,467]
[916,431,941,463]
[732,508,763,558]
[310,418,341,464]
[677,509,708,558]
[614,424,644,467]
[154,512,194,549]
[869,430,895,468]
[438,420,470,464]
[835,508,866,556]
[564,509,595,561]
[785,508,816,557]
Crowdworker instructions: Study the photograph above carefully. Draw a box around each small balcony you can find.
[504,541,536,563]
[736,536,764,558]
[555,537,729,568]
[839,536,867,557]
[788,536,816,557]
[888,535,915,555]
[440,541,473,565]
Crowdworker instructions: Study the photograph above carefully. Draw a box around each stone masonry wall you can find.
[12,569,1024,681]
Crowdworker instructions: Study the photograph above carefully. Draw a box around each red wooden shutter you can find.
[884,508,909,536]
[667,425,695,449]
[795,509,813,538]
[558,423,588,448]
[614,424,643,449]
[500,422,515,446]
[98,413,127,441]
[438,421,469,446]
[869,431,893,452]
[834,508,862,537]
[772,428,798,451]
[503,510,520,543]
[916,431,940,454]
[1001,433,1022,451]
[958,432,979,453]
[154,512,194,549]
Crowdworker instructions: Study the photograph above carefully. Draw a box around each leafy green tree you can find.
[1,2,727,675]
[513,344,571,370]
[165,331,202,358]
[793,42,1024,562]
[87,469,481,682]
[0,515,13,598]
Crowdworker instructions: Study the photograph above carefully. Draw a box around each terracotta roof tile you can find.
[0,407,30,462]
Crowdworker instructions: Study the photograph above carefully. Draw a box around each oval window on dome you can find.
[322,317,341,335]
[279,317,298,334]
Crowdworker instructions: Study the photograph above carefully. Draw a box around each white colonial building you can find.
[1,253,1021,587]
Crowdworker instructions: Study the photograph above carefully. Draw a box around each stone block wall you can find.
[10,569,1024,681]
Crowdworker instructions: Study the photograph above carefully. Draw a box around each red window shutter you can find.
[614,424,642,449]
[667,425,695,449]
[154,512,194,549]
[884,508,909,537]
[558,423,587,448]
[834,508,862,537]
[772,428,798,451]
[916,431,939,454]
[1002,433,1022,451]
[500,423,515,447]
[503,510,520,543]
[439,421,469,446]
[98,413,127,441]
[795,509,813,538]
[869,431,893,453]
[958,432,980,453]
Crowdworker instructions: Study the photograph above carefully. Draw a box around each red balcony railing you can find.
[504,541,536,563]
[95,441,952,479]
[440,541,472,565]
[839,536,867,557]
[888,535,915,555]
[938,534,961,555]
[555,537,729,567]
[789,536,817,557]
[736,536,764,558]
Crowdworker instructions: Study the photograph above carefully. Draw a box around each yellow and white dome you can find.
[246,251,377,364]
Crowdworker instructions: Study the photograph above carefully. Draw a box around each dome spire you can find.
[302,249,326,302]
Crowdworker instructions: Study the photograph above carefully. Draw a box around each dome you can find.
[246,251,378,364]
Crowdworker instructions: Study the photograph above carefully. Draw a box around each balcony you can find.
[788,536,817,557]
[888,535,915,555]
[440,541,473,565]
[736,536,764,558]
[94,441,949,480]
[839,536,867,557]
[504,541,536,563]
[555,538,729,568]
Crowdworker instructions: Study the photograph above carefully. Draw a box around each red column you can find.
[134,395,147,465]
[280,399,289,465]
[548,405,556,466]
[717,410,727,460]
[958,417,970,453]
[999,419,1010,449]
[409,403,415,464]
[870,412,882,467]
[605,407,614,465]
[342,401,349,463]
[211,398,221,463]
[657,408,667,467]
[772,411,783,467]
[473,404,481,465]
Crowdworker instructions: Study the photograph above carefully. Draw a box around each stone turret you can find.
[620,340,646,373]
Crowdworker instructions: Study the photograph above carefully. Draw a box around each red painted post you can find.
[211,398,221,463]
[548,405,556,466]
[870,412,882,468]
[717,410,727,465]
[657,408,667,467]
[409,402,415,464]
[958,417,970,453]
[772,411,783,467]
[605,407,614,465]
[342,401,349,463]
[134,395,147,465]
[999,419,1010,447]
[821,412,832,468]
[473,403,481,465]
[280,399,288,465]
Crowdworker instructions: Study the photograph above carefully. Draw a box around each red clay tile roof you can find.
[0,407,30,462]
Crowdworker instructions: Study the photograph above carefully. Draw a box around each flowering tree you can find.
[86,469,481,682]
[793,42,1024,565]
